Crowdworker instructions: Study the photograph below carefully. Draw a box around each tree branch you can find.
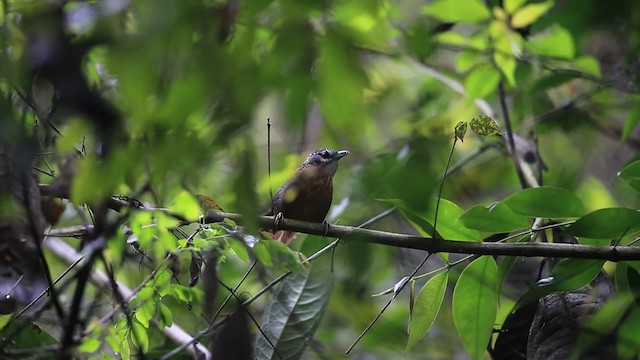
[204,211,640,262]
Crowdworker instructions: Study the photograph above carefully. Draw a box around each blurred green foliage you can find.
[1,0,640,358]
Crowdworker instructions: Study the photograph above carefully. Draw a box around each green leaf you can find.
[516,259,604,308]
[622,101,640,143]
[469,115,504,136]
[396,198,482,242]
[317,30,372,149]
[121,339,130,360]
[130,320,149,353]
[406,272,449,351]
[572,295,634,359]
[79,338,102,353]
[254,262,334,360]
[567,207,640,239]
[575,56,601,78]
[0,320,58,349]
[252,241,273,267]
[455,121,468,142]
[423,0,491,23]
[453,256,498,360]
[464,65,501,99]
[504,0,526,13]
[169,191,201,221]
[617,307,640,359]
[459,202,530,232]
[456,51,484,72]
[618,159,640,192]
[510,1,553,28]
[159,302,173,327]
[135,302,153,328]
[503,186,585,218]
[493,52,517,85]
[227,238,250,262]
[526,25,575,59]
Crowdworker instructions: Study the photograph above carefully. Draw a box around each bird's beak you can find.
[334,150,350,160]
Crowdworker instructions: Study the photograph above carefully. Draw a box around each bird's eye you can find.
[321,150,330,158]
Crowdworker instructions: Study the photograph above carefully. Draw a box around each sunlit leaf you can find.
[169,191,201,221]
[526,25,575,59]
[493,52,516,85]
[503,186,585,218]
[423,0,491,23]
[575,56,601,78]
[406,272,448,352]
[504,0,526,13]
[464,65,501,99]
[511,1,553,28]
[453,256,498,360]
[130,320,149,353]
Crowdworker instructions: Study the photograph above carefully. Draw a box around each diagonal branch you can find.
[204,212,640,262]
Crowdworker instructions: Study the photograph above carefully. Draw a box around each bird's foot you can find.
[321,221,330,237]
[274,212,284,231]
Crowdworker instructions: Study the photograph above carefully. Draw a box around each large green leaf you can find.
[423,198,482,241]
[406,272,449,352]
[422,0,491,23]
[618,159,640,192]
[464,65,501,99]
[459,202,530,233]
[453,256,498,360]
[0,320,58,350]
[526,25,575,59]
[254,263,334,360]
[567,207,640,239]
[516,259,604,308]
[503,186,585,218]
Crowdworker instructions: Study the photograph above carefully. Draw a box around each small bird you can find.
[265,148,349,244]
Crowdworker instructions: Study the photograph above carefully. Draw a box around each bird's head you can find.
[299,148,349,176]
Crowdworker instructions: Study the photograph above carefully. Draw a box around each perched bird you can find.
[265,148,349,244]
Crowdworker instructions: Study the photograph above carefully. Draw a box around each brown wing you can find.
[277,175,333,223]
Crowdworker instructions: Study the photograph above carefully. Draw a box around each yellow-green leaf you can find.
[504,0,527,13]
[423,0,491,23]
[526,25,575,60]
[511,1,553,28]
[169,191,201,221]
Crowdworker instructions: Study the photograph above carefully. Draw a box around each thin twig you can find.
[346,254,433,353]
[498,81,528,189]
